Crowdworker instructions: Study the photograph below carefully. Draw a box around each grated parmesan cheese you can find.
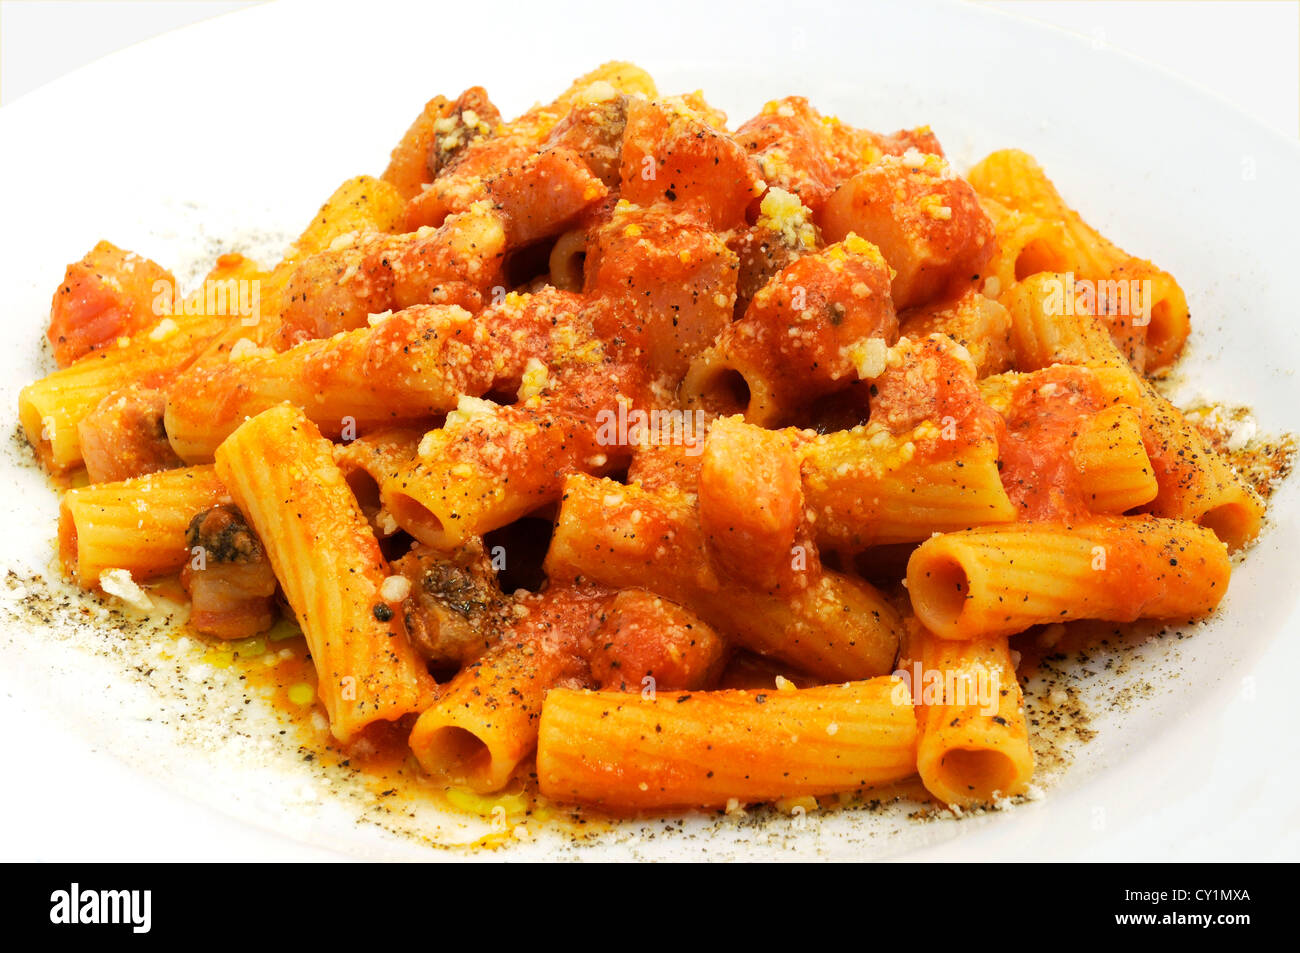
[99,569,153,612]
[148,318,179,342]
[327,230,360,253]
[376,509,399,537]
[444,394,501,430]
[758,187,817,249]
[847,337,888,379]
[517,357,550,402]
[228,337,267,363]
[578,79,618,102]
[380,575,411,603]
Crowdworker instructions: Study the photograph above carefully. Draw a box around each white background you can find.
[3,0,1297,140]
[0,0,1296,863]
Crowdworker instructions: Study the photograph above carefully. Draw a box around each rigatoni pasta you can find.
[58,465,231,585]
[536,678,918,811]
[544,472,904,681]
[906,518,1231,640]
[410,586,609,792]
[165,304,497,462]
[1000,273,1265,548]
[902,624,1033,806]
[16,62,1286,823]
[214,405,434,741]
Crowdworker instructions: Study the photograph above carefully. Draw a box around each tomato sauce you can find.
[996,365,1104,521]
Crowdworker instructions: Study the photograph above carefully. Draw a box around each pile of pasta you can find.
[23,62,1264,814]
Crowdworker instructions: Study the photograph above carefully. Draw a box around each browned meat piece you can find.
[392,540,513,666]
[180,504,277,640]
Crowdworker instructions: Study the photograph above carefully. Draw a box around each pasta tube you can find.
[906,518,1231,639]
[536,677,918,811]
[903,625,1034,806]
[214,405,434,740]
[58,465,231,586]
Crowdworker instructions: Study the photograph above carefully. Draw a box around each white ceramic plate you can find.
[1,0,1297,861]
